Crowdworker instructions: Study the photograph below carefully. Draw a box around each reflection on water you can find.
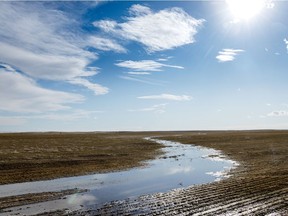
[0,138,238,215]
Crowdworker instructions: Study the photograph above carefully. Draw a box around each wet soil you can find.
[73,130,288,215]
[1,131,287,215]
[0,132,163,184]
[0,189,85,211]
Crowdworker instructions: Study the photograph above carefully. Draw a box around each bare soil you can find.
[75,130,288,215]
[0,189,85,210]
[0,132,163,185]
[0,131,287,215]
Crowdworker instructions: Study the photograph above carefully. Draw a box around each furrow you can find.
[190,188,288,215]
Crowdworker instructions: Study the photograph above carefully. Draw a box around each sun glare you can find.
[226,0,266,21]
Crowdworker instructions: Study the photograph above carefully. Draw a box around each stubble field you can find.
[0,130,287,215]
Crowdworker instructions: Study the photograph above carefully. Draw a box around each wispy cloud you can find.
[93,4,204,52]
[157,57,171,62]
[115,60,184,72]
[126,72,151,75]
[88,36,126,53]
[3,110,101,121]
[267,111,288,117]
[284,38,288,52]
[138,94,192,101]
[0,64,83,113]
[128,104,167,114]
[129,4,152,16]
[68,78,109,95]
[0,2,108,95]
[216,49,244,62]
[120,75,166,86]
[0,117,26,126]
[0,110,102,126]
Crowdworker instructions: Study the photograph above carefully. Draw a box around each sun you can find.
[226,0,266,21]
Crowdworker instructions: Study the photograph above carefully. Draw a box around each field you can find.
[0,131,287,215]
[0,132,164,184]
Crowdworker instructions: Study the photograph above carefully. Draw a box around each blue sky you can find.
[1,0,288,132]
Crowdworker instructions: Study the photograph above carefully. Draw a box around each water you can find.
[0,138,238,215]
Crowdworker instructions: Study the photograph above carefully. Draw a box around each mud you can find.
[0,189,85,212]
[1,131,287,215]
[71,131,288,215]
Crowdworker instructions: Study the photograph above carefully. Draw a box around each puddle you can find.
[0,137,238,215]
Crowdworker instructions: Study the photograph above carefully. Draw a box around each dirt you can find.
[0,131,287,215]
[72,130,288,215]
[0,132,163,185]
[0,189,85,211]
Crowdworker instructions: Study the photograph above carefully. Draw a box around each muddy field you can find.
[0,131,287,215]
[87,130,288,215]
[0,132,164,184]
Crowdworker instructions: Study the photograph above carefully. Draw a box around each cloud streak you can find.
[68,78,109,95]
[216,49,244,62]
[267,111,288,117]
[126,72,151,75]
[138,94,192,101]
[120,75,166,86]
[128,104,167,114]
[93,4,204,52]
[284,38,288,52]
[0,64,83,113]
[115,60,184,72]
[0,2,108,95]
[88,36,126,53]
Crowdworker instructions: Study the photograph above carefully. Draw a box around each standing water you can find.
[0,137,238,215]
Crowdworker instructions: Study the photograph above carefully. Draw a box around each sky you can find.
[1,0,288,132]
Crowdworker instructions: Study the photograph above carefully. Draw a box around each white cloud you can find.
[129,4,152,16]
[128,104,167,114]
[0,109,103,126]
[94,20,118,32]
[267,0,275,9]
[267,111,288,117]
[115,60,184,71]
[126,72,151,75]
[157,58,168,62]
[284,38,288,52]
[0,2,108,95]
[36,110,102,121]
[0,65,83,113]
[93,5,204,52]
[120,76,164,86]
[68,78,109,95]
[138,94,192,101]
[0,42,94,80]
[88,36,126,53]
[216,49,244,62]
[0,110,102,123]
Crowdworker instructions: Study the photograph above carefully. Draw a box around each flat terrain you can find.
[0,132,164,184]
[0,131,287,215]
[77,130,288,215]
